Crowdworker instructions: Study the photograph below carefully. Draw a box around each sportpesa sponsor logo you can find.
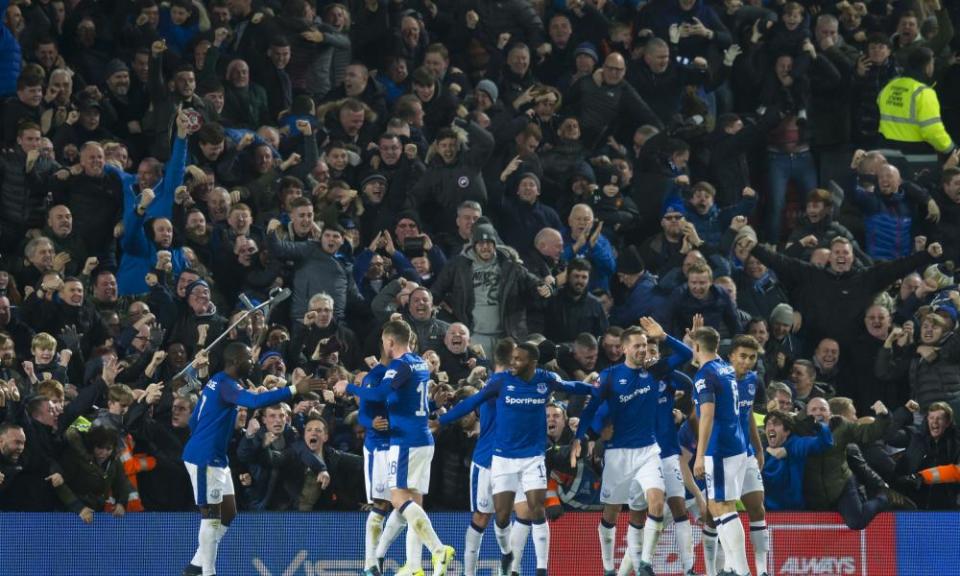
[504,396,546,405]
[619,385,651,404]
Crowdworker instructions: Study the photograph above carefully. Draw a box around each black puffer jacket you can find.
[462,0,545,49]
[752,245,934,349]
[0,149,58,230]
[875,331,960,412]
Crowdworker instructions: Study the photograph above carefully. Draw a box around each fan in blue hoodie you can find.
[762,411,833,511]
[110,110,189,295]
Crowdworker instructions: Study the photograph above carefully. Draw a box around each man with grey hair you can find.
[20,236,58,288]
[562,204,616,290]
[440,200,483,257]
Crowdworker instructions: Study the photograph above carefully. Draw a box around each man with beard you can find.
[118,187,190,295]
[431,221,551,355]
[145,40,217,161]
[0,423,27,507]
[436,323,481,385]
[181,342,324,576]
[182,208,213,267]
[101,59,149,157]
[544,258,607,344]
[37,205,87,277]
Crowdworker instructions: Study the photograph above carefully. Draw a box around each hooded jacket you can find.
[430,242,545,340]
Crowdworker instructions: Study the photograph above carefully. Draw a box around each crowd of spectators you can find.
[0,0,959,522]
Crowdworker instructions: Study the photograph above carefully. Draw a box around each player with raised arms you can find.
[181,342,325,576]
[572,317,693,576]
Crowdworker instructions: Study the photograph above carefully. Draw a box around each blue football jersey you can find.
[579,364,660,450]
[678,420,706,494]
[654,370,693,458]
[358,364,390,451]
[579,335,692,451]
[347,352,434,448]
[472,387,499,469]
[693,358,747,458]
[441,369,593,459]
[183,371,293,467]
[736,371,759,457]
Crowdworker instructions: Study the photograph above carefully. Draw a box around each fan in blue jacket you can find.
[853,164,933,262]
[762,411,833,511]
[111,115,189,295]
[0,0,22,98]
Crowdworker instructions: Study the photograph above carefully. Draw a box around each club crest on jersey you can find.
[376,482,386,494]
[659,382,667,393]
[748,382,756,396]
[537,383,548,394]
[209,488,221,500]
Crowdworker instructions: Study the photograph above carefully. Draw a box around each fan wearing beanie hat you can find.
[609,245,672,327]
[476,79,499,103]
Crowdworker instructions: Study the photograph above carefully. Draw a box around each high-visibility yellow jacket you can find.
[877,76,956,153]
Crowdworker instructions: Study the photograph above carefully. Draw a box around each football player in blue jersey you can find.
[729,335,771,576]
[436,342,594,576]
[335,320,455,576]
[572,318,692,576]
[691,327,751,576]
[181,342,325,576]
[355,352,392,576]
[455,339,532,576]
[648,334,698,575]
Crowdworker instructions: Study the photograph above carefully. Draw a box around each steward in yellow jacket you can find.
[878,47,956,154]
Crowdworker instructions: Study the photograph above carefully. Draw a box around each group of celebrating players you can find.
[181,313,770,576]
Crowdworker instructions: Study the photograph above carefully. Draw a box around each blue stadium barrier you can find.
[0,511,955,575]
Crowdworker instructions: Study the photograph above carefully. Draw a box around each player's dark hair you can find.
[223,341,250,367]
[382,319,412,346]
[691,327,720,353]
[516,342,540,363]
[493,338,516,368]
[731,334,761,353]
